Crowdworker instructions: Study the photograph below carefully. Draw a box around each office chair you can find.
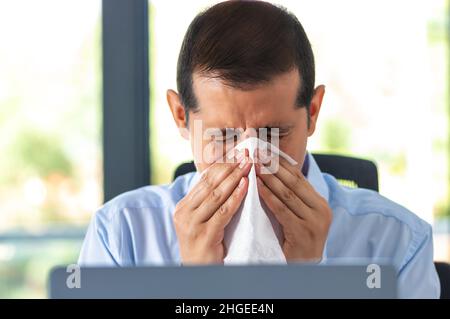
[173,153,450,298]
[173,153,379,190]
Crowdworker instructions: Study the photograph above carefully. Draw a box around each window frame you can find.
[102,0,151,202]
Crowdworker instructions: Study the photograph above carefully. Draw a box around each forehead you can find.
[191,69,301,128]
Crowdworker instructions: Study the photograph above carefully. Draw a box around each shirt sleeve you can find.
[77,209,120,267]
[397,225,441,298]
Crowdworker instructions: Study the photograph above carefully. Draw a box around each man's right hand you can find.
[173,151,251,265]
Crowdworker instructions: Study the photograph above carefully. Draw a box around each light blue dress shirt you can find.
[78,153,440,298]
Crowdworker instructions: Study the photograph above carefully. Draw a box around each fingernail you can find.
[238,177,245,188]
[239,156,248,169]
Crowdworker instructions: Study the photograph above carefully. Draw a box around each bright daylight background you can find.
[0,0,449,298]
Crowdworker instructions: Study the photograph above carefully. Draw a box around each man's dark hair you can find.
[177,0,315,121]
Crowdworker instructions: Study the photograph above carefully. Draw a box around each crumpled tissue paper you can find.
[223,137,298,264]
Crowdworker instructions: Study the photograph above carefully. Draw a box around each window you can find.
[0,0,102,298]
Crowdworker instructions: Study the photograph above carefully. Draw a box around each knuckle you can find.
[233,186,243,199]
[209,189,222,203]
[232,164,243,177]
[285,178,296,190]
[218,204,228,216]
[294,169,304,180]
[226,161,237,171]
[274,200,287,215]
[200,172,212,188]
[293,179,302,191]
[187,191,197,202]
[281,189,295,202]
[174,201,183,211]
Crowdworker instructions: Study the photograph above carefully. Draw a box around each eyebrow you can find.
[213,125,294,136]
[216,128,241,135]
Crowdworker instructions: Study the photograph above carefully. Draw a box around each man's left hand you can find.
[255,152,332,263]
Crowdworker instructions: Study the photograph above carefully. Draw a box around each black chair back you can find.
[173,153,379,191]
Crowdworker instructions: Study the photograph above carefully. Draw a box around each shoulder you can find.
[323,173,432,266]
[95,172,196,222]
[325,173,430,232]
[81,172,196,265]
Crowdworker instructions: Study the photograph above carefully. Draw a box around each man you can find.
[79,1,440,298]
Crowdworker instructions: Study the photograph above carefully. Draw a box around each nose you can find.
[236,129,265,160]
[239,127,258,142]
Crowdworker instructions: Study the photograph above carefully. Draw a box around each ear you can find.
[307,85,325,137]
[167,89,189,140]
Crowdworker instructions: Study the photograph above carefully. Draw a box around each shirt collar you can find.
[186,152,329,202]
[305,152,329,202]
[186,168,201,193]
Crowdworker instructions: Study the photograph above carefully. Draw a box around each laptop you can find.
[49,264,397,299]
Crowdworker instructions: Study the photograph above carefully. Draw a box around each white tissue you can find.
[223,137,297,264]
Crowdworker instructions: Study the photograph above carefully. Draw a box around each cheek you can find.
[190,135,230,172]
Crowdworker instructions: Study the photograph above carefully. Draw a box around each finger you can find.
[257,154,320,208]
[182,152,244,210]
[194,157,252,223]
[278,156,326,206]
[207,176,249,231]
[255,147,300,176]
[256,176,299,227]
[256,169,311,220]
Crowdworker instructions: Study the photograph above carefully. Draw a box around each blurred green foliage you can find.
[320,118,352,154]
[0,241,82,298]
[12,129,73,179]
[0,2,102,298]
